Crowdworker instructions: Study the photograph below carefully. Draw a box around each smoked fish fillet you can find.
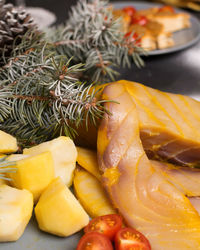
[78,80,200,168]
[97,82,200,250]
[152,160,200,197]
[121,80,200,168]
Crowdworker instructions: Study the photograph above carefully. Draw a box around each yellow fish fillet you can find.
[97,82,200,250]
[152,160,200,197]
[79,80,200,168]
[122,80,200,168]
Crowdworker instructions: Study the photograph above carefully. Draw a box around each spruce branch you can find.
[48,0,145,84]
[0,0,145,147]
[0,40,112,146]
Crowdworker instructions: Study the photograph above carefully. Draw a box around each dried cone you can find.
[0,0,37,65]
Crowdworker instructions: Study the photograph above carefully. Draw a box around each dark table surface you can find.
[8,0,200,97]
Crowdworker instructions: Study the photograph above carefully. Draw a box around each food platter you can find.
[2,2,200,250]
[113,1,200,55]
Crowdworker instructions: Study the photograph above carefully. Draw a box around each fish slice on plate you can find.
[97,82,200,249]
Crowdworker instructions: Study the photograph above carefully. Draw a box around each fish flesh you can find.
[190,197,200,216]
[152,160,200,197]
[151,161,200,218]
[98,82,200,249]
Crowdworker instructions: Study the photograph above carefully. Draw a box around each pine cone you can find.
[0,0,37,65]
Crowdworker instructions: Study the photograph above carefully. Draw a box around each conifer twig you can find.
[0,39,113,146]
[0,156,16,181]
[48,0,145,84]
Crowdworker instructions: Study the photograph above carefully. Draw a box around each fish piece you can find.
[77,80,200,168]
[152,160,200,197]
[122,80,200,168]
[98,82,200,250]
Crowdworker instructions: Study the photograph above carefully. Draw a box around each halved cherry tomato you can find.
[158,5,174,13]
[131,15,148,26]
[115,227,151,250]
[124,32,141,46]
[84,214,123,240]
[122,6,136,17]
[77,232,113,250]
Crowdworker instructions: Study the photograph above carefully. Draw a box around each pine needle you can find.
[0,156,16,180]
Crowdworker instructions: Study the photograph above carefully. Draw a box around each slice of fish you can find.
[77,80,200,168]
[152,160,200,197]
[124,80,200,168]
[98,82,200,250]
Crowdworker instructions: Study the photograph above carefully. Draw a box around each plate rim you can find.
[112,1,200,56]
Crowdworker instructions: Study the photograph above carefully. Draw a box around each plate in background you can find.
[113,1,200,55]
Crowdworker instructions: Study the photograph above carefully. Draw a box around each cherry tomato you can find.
[124,32,141,46]
[77,232,113,250]
[159,5,174,13]
[122,6,136,17]
[84,214,123,240]
[115,227,151,250]
[131,15,148,26]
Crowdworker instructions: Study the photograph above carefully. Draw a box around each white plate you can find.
[113,1,200,55]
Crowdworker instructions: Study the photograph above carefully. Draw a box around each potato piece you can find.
[8,151,55,202]
[35,177,89,237]
[0,184,33,242]
[74,168,116,218]
[0,130,18,153]
[23,137,77,186]
[1,155,28,186]
[76,147,101,180]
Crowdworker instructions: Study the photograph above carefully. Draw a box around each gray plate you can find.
[113,1,200,55]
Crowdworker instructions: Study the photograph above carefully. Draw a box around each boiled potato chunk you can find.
[0,184,33,242]
[0,130,18,153]
[76,146,101,180]
[24,137,77,186]
[35,177,89,237]
[74,168,116,218]
[8,151,55,202]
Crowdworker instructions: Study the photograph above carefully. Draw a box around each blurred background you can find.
[5,0,200,98]
[6,0,200,26]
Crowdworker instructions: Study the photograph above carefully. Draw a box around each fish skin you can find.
[97,82,200,250]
